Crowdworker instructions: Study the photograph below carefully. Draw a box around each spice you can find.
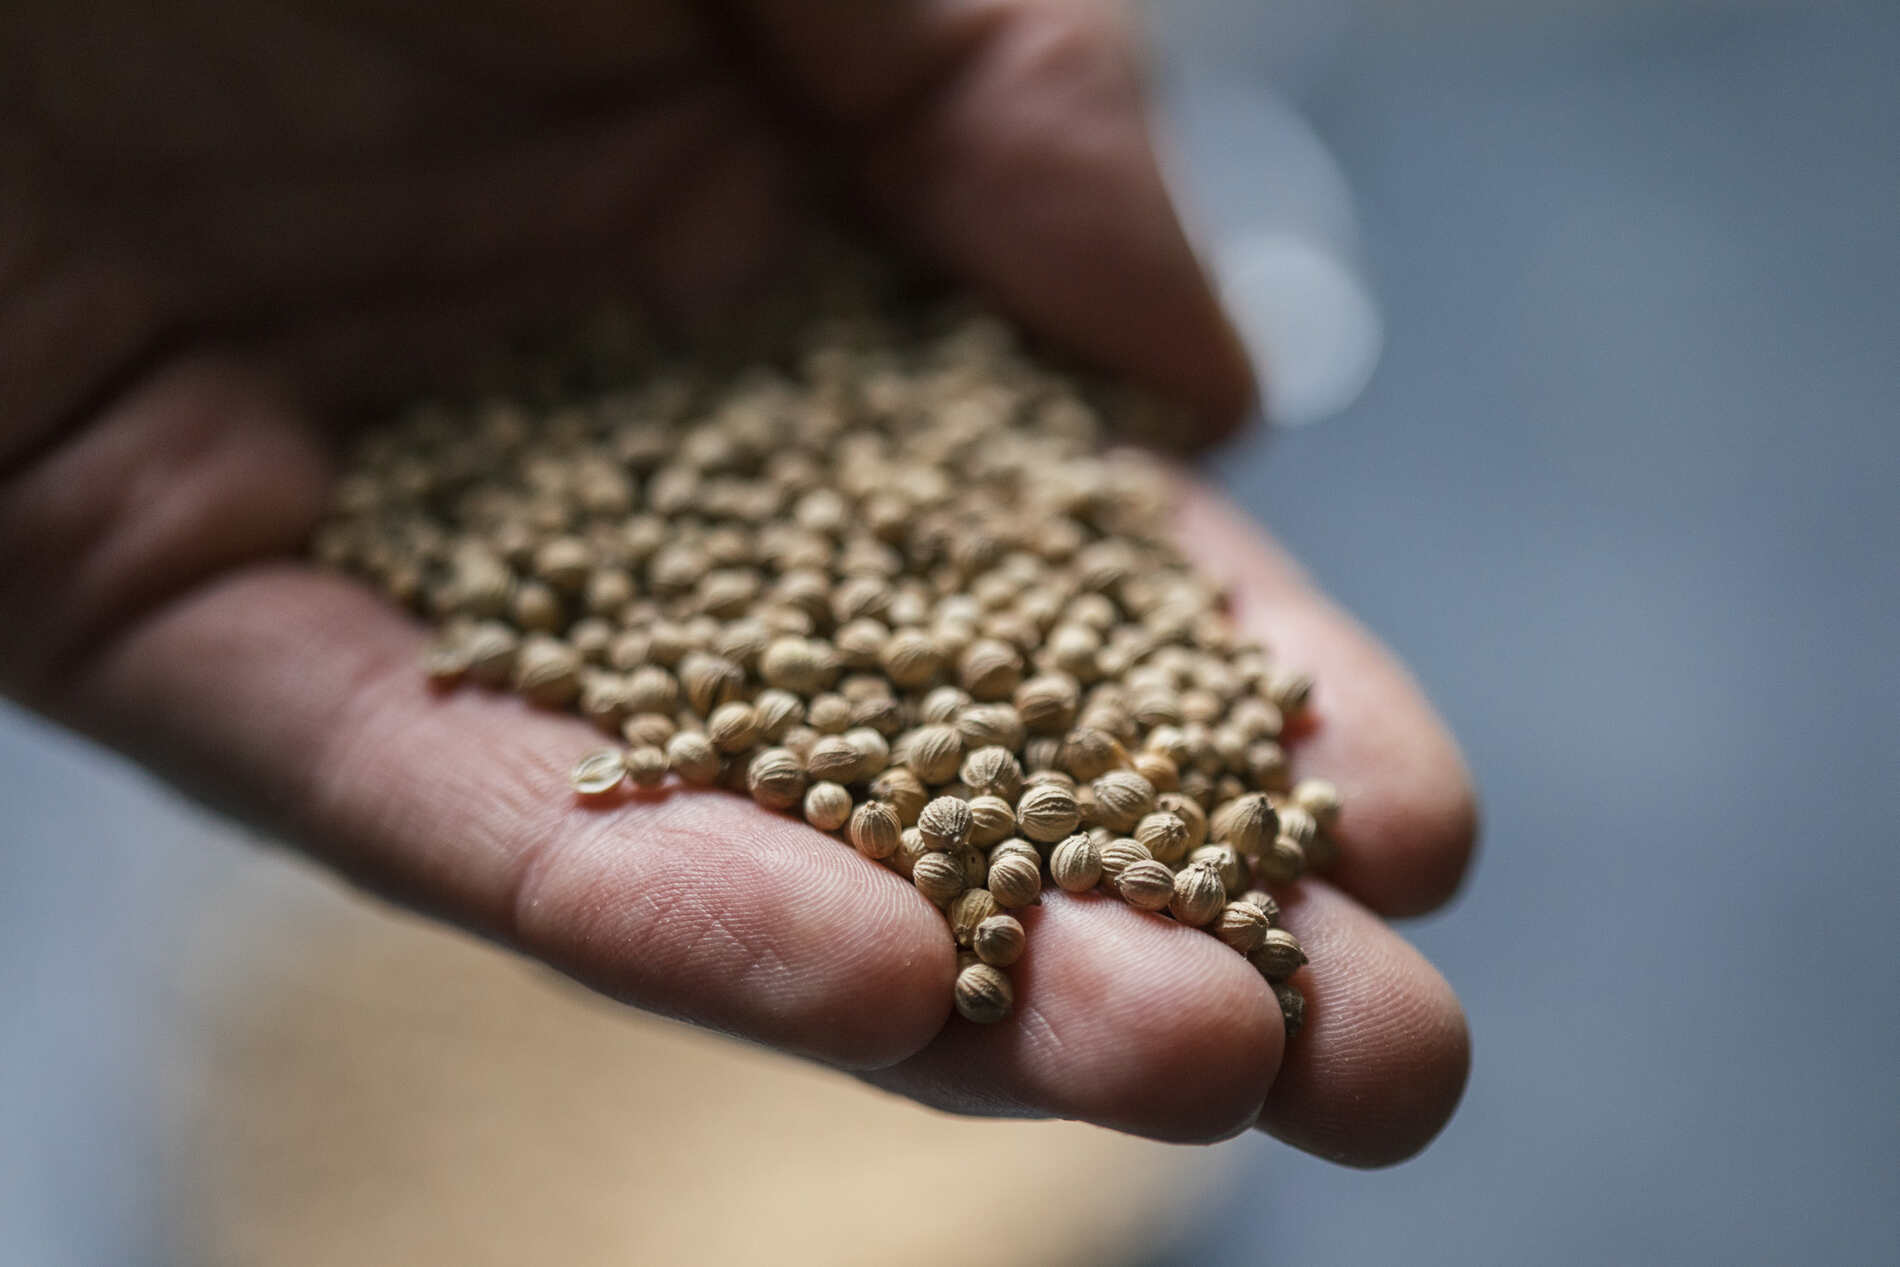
[1117,859,1177,911]
[973,914,1026,967]
[1049,834,1102,892]
[1169,861,1227,927]
[911,850,966,904]
[1251,928,1308,981]
[948,888,1001,946]
[803,781,853,832]
[569,748,628,797]
[955,961,1014,1024]
[1015,783,1081,843]
[918,796,974,851]
[624,745,669,788]
[317,276,1353,1037]
[1215,900,1269,954]
[664,731,721,786]
[987,853,1042,909]
[746,747,806,810]
[848,800,902,860]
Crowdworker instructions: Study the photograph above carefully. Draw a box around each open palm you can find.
[2,0,1474,1161]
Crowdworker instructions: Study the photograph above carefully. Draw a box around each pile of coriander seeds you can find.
[314,282,1341,1035]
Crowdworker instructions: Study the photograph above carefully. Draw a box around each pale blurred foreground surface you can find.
[160,843,1211,1267]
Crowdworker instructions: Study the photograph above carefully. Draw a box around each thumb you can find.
[734,0,1257,436]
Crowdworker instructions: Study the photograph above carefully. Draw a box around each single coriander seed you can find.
[623,744,669,788]
[954,961,1014,1023]
[987,853,1043,909]
[1049,834,1102,892]
[1170,860,1227,927]
[918,796,974,851]
[746,747,806,811]
[569,748,628,797]
[973,914,1026,967]
[1215,900,1269,954]
[803,781,853,832]
[1117,858,1177,911]
[848,801,903,860]
[1251,928,1308,980]
[664,731,721,786]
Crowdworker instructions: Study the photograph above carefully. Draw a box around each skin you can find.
[1,0,1477,1163]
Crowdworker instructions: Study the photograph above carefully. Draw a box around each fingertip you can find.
[1257,884,1471,1166]
[511,792,959,1073]
[889,893,1282,1143]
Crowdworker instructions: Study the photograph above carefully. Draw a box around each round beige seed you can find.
[948,888,1000,946]
[623,744,669,788]
[1255,834,1308,885]
[1251,928,1308,981]
[706,700,760,754]
[804,734,864,784]
[664,731,721,785]
[1240,889,1282,925]
[1276,804,1319,848]
[1016,783,1081,843]
[912,850,967,904]
[966,795,1017,847]
[973,914,1026,967]
[513,635,582,708]
[1133,811,1192,865]
[569,748,627,797]
[1090,770,1156,833]
[848,801,902,860]
[918,796,974,851]
[1014,673,1079,734]
[1170,861,1227,927]
[1117,859,1177,911]
[1189,843,1251,893]
[959,745,1024,801]
[1059,726,1127,780]
[954,961,1013,1023]
[1210,793,1278,853]
[1098,838,1153,888]
[1292,777,1342,828]
[868,767,927,825]
[987,853,1042,909]
[1215,900,1269,954]
[1049,834,1102,892]
[746,747,806,810]
[880,629,942,688]
[903,723,963,784]
[803,781,853,832]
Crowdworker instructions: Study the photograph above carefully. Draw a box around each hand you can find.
[1,0,1475,1162]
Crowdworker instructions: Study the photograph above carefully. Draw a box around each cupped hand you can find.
[1,0,1475,1162]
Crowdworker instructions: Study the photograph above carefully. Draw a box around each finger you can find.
[862,888,1284,1144]
[1175,480,1481,916]
[733,0,1256,432]
[7,363,954,1071]
[1257,882,1471,1166]
[69,568,957,1069]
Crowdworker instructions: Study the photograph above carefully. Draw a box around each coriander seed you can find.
[954,961,1013,1024]
[1117,859,1177,911]
[1251,928,1308,981]
[973,914,1026,967]
[569,748,628,797]
[803,781,853,832]
[987,853,1042,909]
[1049,834,1103,892]
[624,744,669,788]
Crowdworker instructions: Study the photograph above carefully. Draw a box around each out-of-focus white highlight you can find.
[1218,230,1384,427]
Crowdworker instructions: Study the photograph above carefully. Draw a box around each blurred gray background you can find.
[4,0,1896,1263]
